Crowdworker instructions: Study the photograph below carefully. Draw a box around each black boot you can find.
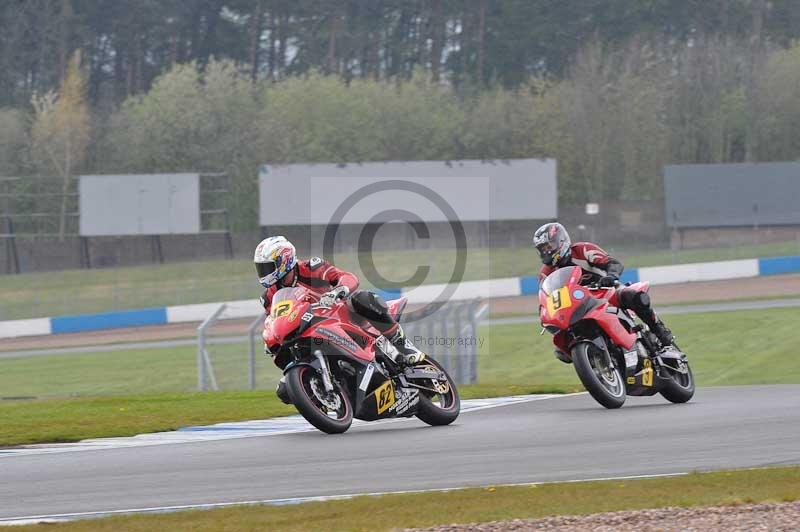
[649,318,674,348]
[389,326,425,366]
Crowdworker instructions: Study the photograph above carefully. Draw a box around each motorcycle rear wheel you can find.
[285,365,353,434]
[413,356,460,426]
[572,342,626,409]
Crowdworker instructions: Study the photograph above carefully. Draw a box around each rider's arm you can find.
[321,263,360,293]
[604,257,624,279]
[260,289,272,315]
[581,243,624,279]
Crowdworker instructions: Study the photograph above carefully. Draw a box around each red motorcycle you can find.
[539,266,695,409]
[263,286,460,434]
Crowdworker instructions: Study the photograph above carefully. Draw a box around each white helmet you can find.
[254,236,297,288]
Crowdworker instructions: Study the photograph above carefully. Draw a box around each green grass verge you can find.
[0,342,281,398]
[0,391,295,447]
[0,384,580,447]
[1,306,797,446]
[481,306,800,386]
[11,466,800,531]
[618,239,800,268]
[3,239,800,320]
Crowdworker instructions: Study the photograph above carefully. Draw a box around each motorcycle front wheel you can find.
[285,364,353,434]
[572,341,626,409]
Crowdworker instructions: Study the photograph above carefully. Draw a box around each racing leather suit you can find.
[538,242,624,286]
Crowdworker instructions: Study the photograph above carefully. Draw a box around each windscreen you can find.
[540,267,578,295]
[270,287,307,318]
[271,287,303,304]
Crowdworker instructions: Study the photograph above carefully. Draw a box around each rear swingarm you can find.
[654,348,690,375]
[396,368,448,394]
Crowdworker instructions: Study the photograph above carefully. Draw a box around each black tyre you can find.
[285,365,353,434]
[572,341,626,409]
[412,356,460,426]
[660,360,695,404]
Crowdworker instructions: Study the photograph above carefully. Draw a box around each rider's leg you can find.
[618,289,674,347]
[349,290,423,364]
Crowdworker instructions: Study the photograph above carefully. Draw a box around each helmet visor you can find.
[536,242,557,254]
[255,261,277,279]
[536,242,558,265]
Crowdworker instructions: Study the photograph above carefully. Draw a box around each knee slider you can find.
[349,290,371,314]
[618,289,636,309]
[620,289,650,312]
[635,291,651,309]
[369,291,389,312]
[350,290,388,319]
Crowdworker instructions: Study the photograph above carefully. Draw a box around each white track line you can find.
[0,393,585,458]
[0,471,685,526]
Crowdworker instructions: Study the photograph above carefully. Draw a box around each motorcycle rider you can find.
[254,236,424,403]
[533,222,675,362]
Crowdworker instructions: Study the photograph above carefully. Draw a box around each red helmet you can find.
[533,223,571,266]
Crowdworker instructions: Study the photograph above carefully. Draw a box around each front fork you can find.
[583,335,618,373]
[313,349,335,392]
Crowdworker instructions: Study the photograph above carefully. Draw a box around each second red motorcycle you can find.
[539,266,695,409]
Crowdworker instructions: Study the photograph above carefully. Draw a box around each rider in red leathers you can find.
[254,236,423,402]
[533,223,675,362]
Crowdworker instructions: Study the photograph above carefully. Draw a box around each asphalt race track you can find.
[2,385,799,521]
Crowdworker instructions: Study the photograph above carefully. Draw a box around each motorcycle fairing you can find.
[549,297,636,351]
[540,266,638,354]
[300,316,377,362]
[587,307,637,350]
[263,300,312,349]
[628,280,651,293]
[624,357,659,396]
[623,344,689,396]
[352,362,420,421]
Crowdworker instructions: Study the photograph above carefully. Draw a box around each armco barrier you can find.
[2,255,799,339]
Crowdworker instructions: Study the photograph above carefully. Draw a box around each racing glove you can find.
[319,285,350,307]
[599,275,618,288]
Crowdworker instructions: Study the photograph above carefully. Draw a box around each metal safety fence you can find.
[196,298,489,391]
[403,299,488,385]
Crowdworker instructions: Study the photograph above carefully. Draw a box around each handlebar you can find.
[586,280,621,290]
[310,292,350,310]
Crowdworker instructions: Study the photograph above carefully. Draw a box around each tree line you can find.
[1,0,793,106]
[2,1,800,231]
